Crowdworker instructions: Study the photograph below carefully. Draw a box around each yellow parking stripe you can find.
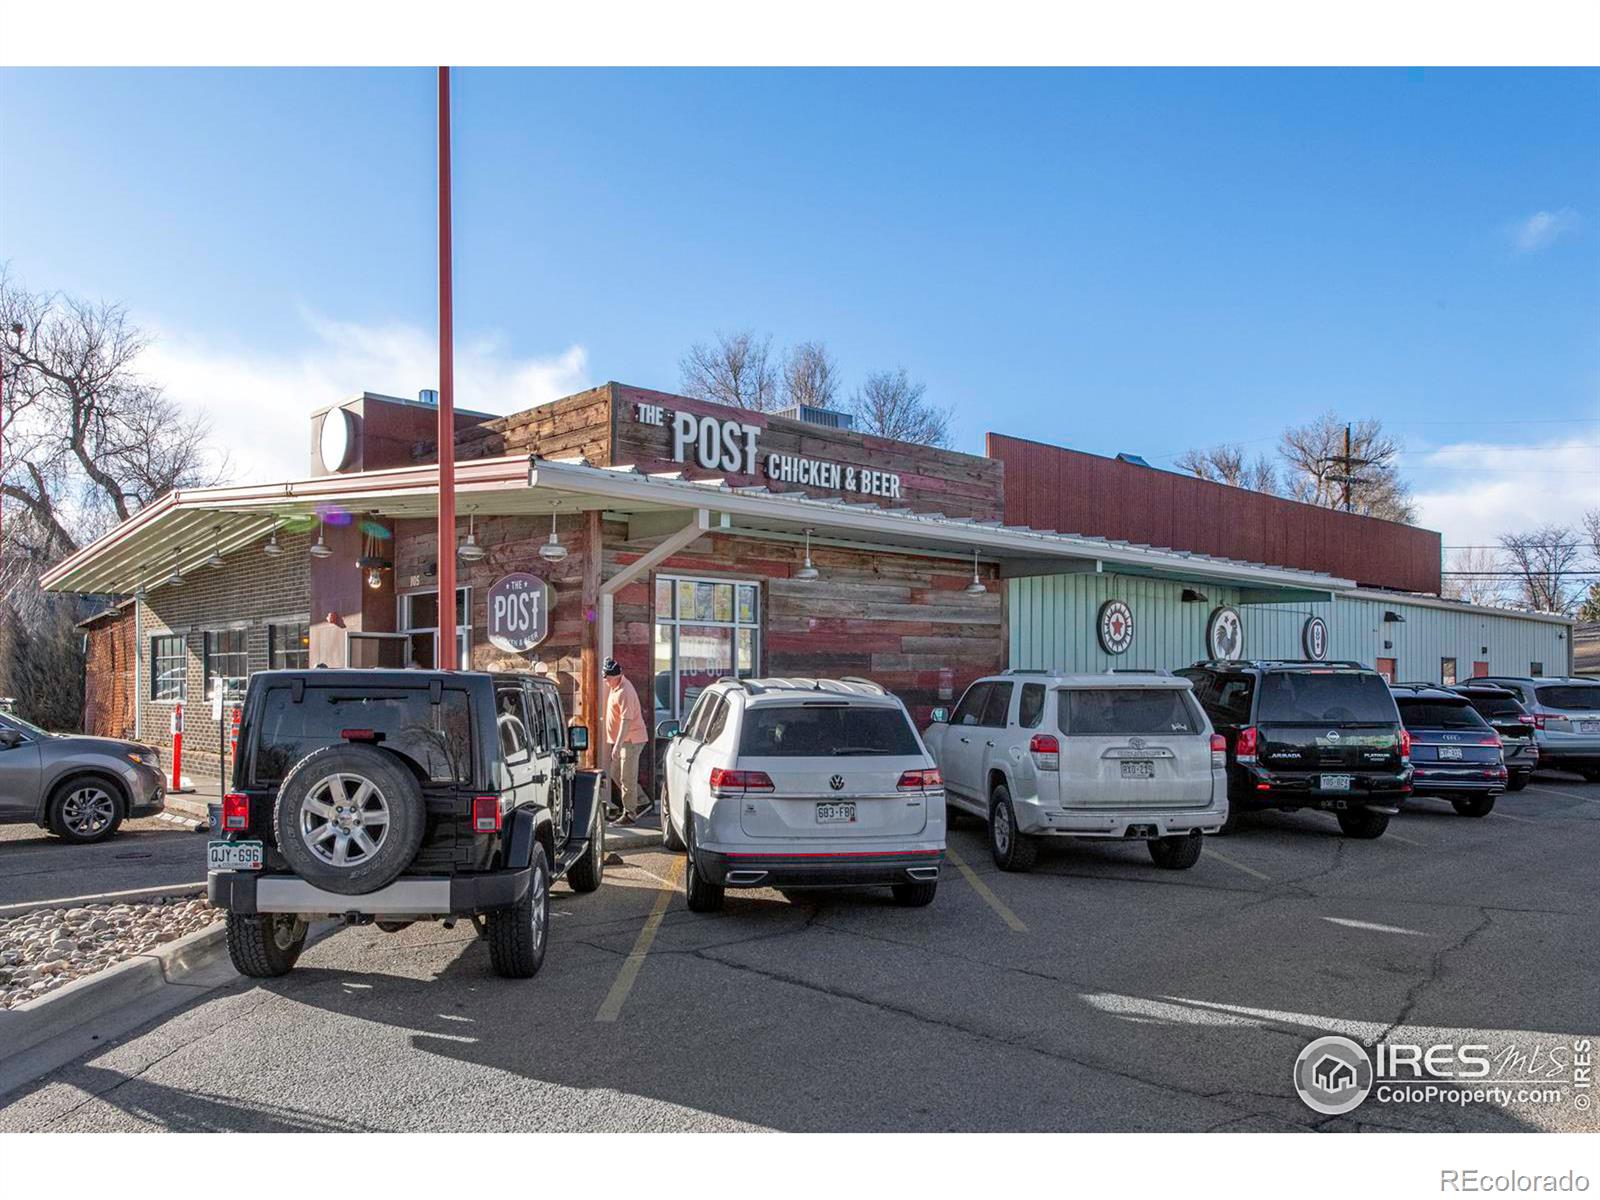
[595,857,683,1023]
[945,845,1028,932]
[1203,845,1272,882]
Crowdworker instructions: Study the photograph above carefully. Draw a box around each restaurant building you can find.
[48,384,1573,779]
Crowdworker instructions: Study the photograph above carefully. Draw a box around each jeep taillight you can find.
[1210,733,1227,768]
[708,768,775,795]
[222,792,249,831]
[1399,728,1412,761]
[472,796,502,833]
[1028,733,1060,771]
[1235,726,1259,764]
[897,767,943,790]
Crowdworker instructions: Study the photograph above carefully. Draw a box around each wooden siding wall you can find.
[988,433,1443,595]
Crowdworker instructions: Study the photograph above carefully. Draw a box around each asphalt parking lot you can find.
[0,813,206,914]
[1,775,1596,1133]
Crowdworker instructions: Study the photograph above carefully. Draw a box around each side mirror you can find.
[0,729,21,749]
[655,719,681,741]
[929,708,949,725]
[567,725,589,752]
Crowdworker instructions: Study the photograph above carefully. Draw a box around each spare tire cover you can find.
[272,744,427,895]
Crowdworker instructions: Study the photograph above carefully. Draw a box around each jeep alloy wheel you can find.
[300,772,391,867]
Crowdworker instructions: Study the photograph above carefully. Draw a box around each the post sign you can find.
[487,572,552,653]
[1302,616,1329,661]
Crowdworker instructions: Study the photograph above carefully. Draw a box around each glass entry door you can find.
[652,575,760,729]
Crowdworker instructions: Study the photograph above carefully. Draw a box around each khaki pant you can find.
[608,741,646,816]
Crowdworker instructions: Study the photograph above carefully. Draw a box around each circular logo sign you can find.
[1205,606,1245,660]
[319,407,355,473]
[1097,599,1135,655]
[1293,1035,1374,1116]
[1302,616,1329,661]
[486,572,551,653]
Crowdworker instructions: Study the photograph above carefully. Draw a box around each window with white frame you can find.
[205,629,250,700]
[398,587,471,670]
[652,575,761,726]
[151,634,187,701]
[269,621,310,670]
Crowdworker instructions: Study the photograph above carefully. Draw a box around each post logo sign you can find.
[1206,605,1245,659]
[1097,599,1135,655]
[1302,615,1329,661]
[635,401,902,499]
[487,572,551,653]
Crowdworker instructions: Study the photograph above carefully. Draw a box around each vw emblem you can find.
[1326,730,1341,742]
[829,775,845,791]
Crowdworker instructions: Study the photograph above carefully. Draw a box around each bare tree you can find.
[678,329,779,412]
[1584,508,1600,560]
[1279,412,1417,523]
[782,341,840,411]
[848,368,952,448]
[1499,525,1582,614]
[1174,444,1279,493]
[1441,546,1507,607]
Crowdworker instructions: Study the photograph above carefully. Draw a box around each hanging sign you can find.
[1097,599,1135,655]
[487,572,552,653]
[1206,606,1245,660]
[1302,616,1329,661]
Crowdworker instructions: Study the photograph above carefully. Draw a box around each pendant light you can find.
[366,564,385,590]
[133,568,148,602]
[166,549,183,587]
[538,500,568,563]
[204,525,225,568]
[795,528,819,581]
[263,524,283,558]
[458,505,486,564]
[309,516,333,558]
[963,546,986,595]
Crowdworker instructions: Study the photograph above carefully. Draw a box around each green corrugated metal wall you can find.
[1008,573,1572,683]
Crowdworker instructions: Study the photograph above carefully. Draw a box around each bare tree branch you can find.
[1498,524,1582,614]
[849,368,951,447]
[1441,546,1507,607]
[1174,444,1279,493]
[678,329,779,412]
[781,341,840,411]
[1278,412,1416,523]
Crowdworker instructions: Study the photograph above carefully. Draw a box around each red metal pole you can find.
[436,65,458,669]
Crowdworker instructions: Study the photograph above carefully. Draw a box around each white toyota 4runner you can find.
[923,670,1228,872]
[658,677,945,912]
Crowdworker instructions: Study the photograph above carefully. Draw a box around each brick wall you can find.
[82,608,136,740]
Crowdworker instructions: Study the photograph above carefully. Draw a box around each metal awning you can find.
[40,453,1351,601]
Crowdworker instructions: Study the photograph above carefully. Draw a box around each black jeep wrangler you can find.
[208,669,603,980]
[1177,660,1411,839]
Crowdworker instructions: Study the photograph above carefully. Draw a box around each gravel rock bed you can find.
[0,895,219,1009]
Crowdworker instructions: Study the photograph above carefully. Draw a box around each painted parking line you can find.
[1494,810,1539,824]
[0,881,206,914]
[1385,832,1424,847]
[1201,846,1272,882]
[1527,785,1600,805]
[944,846,1028,932]
[595,857,683,1023]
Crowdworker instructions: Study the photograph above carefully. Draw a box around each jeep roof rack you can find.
[1194,658,1369,671]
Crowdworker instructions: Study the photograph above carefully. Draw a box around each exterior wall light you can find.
[795,528,819,581]
[309,517,333,559]
[205,525,225,568]
[538,500,569,563]
[366,566,385,591]
[458,506,487,564]
[964,546,986,596]
[263,526,283,557]
[1181,588,1208,603]
[1383,610,1406,623]
[166,550,183,586]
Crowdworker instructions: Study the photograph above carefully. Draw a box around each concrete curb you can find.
[0,921,226,1059]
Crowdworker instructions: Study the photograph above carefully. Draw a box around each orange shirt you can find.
[604,675,649,746]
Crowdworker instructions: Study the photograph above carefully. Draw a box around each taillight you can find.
[1529,712,1550,730]
[1028,733,1060,771]
[1210,733,1227,767]
[897,768,943,790]
[340,728,381,743]
[1399,728,1412,761]
[222,792,249,831]
[708,768,776,794]
[1235,726,1259,763]
[471,796,502,833]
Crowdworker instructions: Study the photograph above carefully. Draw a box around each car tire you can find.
[487,842,551,979]
[891,880,938,907]
[660,778,686,851]
[1451,795,1496,818]
[226,911,308,978]
[1336,807,1390,839]
[1507,773,1529,793]
[989,785,1037,872]
[272,744,425,896]
[566,799,605,893]
[46,776,125,844]
[683,814,724,913]
[1148,831,1203,869]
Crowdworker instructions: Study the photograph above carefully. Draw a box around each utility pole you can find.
[1322,422,1376,514]
[436,65,457,669]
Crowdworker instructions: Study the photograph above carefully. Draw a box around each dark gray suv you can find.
[0,711,167,843]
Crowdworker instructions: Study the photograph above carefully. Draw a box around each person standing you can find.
[603,657,651,824]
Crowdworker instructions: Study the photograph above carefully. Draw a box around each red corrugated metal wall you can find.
[987,434,1442,594]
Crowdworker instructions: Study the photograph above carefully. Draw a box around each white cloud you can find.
[1511,207,1580,253]
[138,311,589,484]
[1410,434,1600,547]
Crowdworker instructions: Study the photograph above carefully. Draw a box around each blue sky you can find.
[2,67,1596,546]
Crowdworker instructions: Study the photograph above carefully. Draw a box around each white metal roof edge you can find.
[1344,587,1576,626]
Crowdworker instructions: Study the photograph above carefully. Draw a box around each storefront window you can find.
[204,629,250,700]
[654,574,761,724]
[399,588,471,669]
[151,634,187,701]
[268,621,310,670]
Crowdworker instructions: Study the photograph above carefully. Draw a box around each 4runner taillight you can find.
[897,767,943,790]
[1399,728,1412,761]
[222,792,249,831]
[1210,733,1227,768]
[472,796,502,833]
[708,768,775,795]
[1235,726,1259,764]
[1028,734,1060,771]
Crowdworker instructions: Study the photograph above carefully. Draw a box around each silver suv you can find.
[923,670,1227,872]
[1472,676,1600,780]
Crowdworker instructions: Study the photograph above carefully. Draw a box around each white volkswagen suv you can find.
[923,670,1228,872]
[658,677,945,913]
